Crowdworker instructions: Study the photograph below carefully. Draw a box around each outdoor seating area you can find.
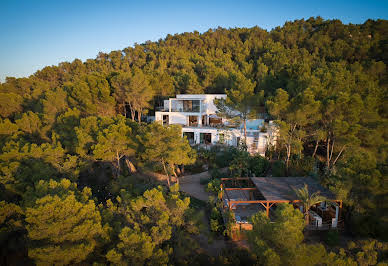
[220,176,343,235]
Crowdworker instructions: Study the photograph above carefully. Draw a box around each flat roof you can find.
[250,177,336,201]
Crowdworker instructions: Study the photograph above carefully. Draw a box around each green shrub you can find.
[215,146,239,168]
[249,155,269,176]
[229,150,250,177]
[210,207,224,233]
[206,179,221,194]
[210,168,221,179]
[272,160,286,176]
[289,156,316,176]
[210,218,221,232]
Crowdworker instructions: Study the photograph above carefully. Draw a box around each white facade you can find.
[155,94,276,156]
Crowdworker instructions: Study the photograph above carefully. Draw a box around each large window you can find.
[183,100,200,112]
[183,132,195,144]
[200,133,212,144]
[171,100,200,112]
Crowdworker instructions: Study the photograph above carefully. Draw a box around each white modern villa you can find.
[155,94,276,156]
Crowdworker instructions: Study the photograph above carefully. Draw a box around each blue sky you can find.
[0,0,387,81]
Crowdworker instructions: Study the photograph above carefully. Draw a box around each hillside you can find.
[0,17,387,265]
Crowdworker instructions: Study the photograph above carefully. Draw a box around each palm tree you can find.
[293,184,326,225]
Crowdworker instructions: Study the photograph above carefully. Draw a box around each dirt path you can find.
[180,171,229,255]
[179,171,212,201]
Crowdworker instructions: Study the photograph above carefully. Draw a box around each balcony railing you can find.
[155,106,169,111]
[171,106,200,112]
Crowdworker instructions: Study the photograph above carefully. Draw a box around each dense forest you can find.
[0,17,387,265]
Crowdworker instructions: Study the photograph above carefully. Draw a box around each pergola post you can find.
[266,201,270,217]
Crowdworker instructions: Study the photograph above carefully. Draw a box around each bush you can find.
[215,146,239,168]
[210,168,231,179]
[272,160,286,176]
[206,179,221,194]
[210,168,222,179]
[249,155,269,176]
[289,156,316,176]
[210,218,221,232]
[229,150,250,177]
[210,207,224,233]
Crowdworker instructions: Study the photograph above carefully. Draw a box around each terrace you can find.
[220,177,343,234]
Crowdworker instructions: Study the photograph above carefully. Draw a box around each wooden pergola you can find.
[221,177,342,218]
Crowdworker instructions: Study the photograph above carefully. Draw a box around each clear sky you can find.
[0,0,387,81]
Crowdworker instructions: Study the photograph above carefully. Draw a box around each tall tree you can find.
[139,123,195,186]
[0,93,23,118]
[111,72,131,117]
[125,68,154,122]
[105,185,198,265]
[92,116,137,178]
[247,203,304,265]
[214,72,257,142]
[267,88,320,173]
[24,179,104,265]
[66,74,116,117]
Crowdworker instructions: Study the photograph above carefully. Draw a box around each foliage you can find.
[25,179,104,265]
[249,154,269,176]
[247,204,304,265]
[139,123,196,186]
[104,184,201,265]
[214,72,258,141]
[0,17,387,263]
[0,201,25,263]
[324,149,388,238]
[92,115,137,178]
[293,183,326,224]
[210,206,224,233]
[229,149,250,177]
[206,178,221,194]
[271,160,286,177]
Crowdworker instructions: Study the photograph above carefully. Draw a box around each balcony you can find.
[155,106,169,111]
[171,99,200,113]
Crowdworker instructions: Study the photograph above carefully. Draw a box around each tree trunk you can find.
[305,211,310,225]
[312,139,319,158]
[116,151,121,178]
[329,139,335,162]
[162,159,170,187]
[172,165,179,185]
[128,102,135,121]
[332,145,346,167]
[176,165,182,176]
[137,110,141,123]
[326,137,330,169]
[131,110,135,121]
[286,145,291,175]
[122,101,127,117]
[125,157,137,173]
[243,119,247,143]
